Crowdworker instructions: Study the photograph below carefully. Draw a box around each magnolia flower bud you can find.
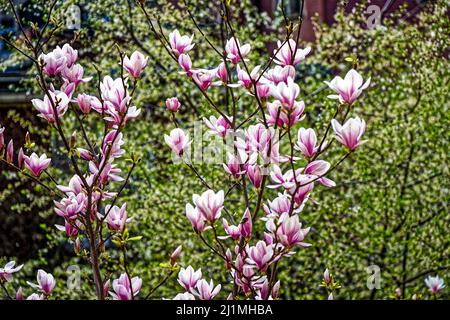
[0,126,5,151]
[25,131,31,146]
[103,279,110,297]
[18,148,25,169]
[170,245,182,266]
[16,287,23,300]
[6,140,13,163]
[74,238,81,255]
[123,50,148,78]
[77,148,94,161]
[324,268,331,286]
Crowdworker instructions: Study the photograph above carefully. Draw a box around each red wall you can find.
[257,0,427,42]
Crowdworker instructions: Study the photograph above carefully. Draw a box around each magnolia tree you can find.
[0,0,158,300]
[138,2,371,300]
[0,0,371,300]
[3,0,444,301]
[156,17,370,302]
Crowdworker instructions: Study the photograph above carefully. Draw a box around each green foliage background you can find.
[0,0,448,299]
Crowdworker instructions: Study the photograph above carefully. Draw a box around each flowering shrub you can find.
[0,35,154,298]
[146,2,370,299]
[1,0,447,301]
[0,0,164,299]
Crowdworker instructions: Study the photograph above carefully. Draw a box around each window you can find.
[0,13,17,59]
[284,0,303,19]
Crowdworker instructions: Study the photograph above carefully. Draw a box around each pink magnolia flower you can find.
[268,165,301,189]
[325,69,370,105]
[77,148,94,161]
[239,208,252,239]
[39,49,66,76]
[105,203,130,232]
[57,175,83,195]
[425,275,445,295]
[76,94,102,114]
[331,117,367,151]
[221,218,241,240]
[32,91,70,123]
[246,240,274,271]
[102,130,125,159]
[290,177,314,206]
[204,115,233,138]
[194,279,221,300]
[304,160,335,187]
[266,100,305,127]
[24,153,51,177]
[295,128,318,158]
[61,43,78,68]
[304,160,330,176]
[173,292,196,300]
[170,245,182,266]
[255,278,279,300]
[273,39,311,66]
[0,261,23,282]
[109,273,142,300]
[192,189,224,223]
[272,280,281,299]
[215,62,228,84]
[178,54,193,76]
[225,37,251,64]
[270,77,300,110]
[274,213,311,248]
[54,193,86,220]
[169,30,195,56]
[104,105,141,126]
[265,65,295,85]
[240,123,273,154]
[246,164,262,189]
[185,204,208,234]
[222,208,252,240]
[192,69,215,91]
[60,82,76,99]
[123,50,148,78]
[256,81,271,99]
[164,128,191,156]
[231,64,260,89]
[0,126,5,150]
[166,97,181,112]
[263,194,291,217]
[55,220,80,238]
[26,293,44,300]
[61,64,92,85]
[178,266,202,292]
[89,161,123,184]
[27,270,56,295]
[223,153,244,178]
[100,76,130,113]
